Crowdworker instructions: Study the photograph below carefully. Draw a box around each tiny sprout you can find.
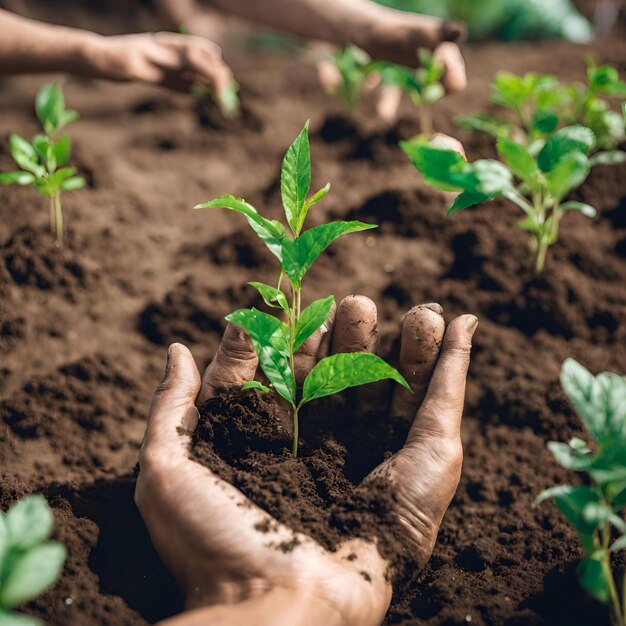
[0,495,67,626]
[0,83,85,245]
[534,359,626,626]
[192,81,241,119]
[195,121,410,456]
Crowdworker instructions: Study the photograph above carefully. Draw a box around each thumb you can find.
[141,343,201,464]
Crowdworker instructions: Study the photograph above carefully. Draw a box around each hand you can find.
[135,297,477,626]
[86,32,234,94]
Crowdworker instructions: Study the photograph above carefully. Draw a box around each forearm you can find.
[205,0,441,50]
[0,9,101,76]
[158,587,347,626]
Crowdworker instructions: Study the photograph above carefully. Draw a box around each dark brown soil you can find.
[1,5,626,626]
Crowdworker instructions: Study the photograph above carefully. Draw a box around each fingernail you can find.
[466,315,478,333]
[320,322,329,334]
[421,302,443,316]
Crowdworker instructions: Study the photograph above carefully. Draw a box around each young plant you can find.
[534,359,626,626]
[0,83,85,245]
[458,59,626,149]
[195,121,410,456]
[370,48,444,134]
[329,44,373,116]
[0,495,67,626]
[400,124,624,273]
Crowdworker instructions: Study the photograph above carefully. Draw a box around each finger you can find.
[294,301,336,385]
[431,133,466,158]
[376,85,402,127]
[330,295,378,355]
[197,322,258,406]
[390,304,446,421]
[405,314,477,445]
[141,343,201,462]
[317,59,342,94]
[433,42,467,93]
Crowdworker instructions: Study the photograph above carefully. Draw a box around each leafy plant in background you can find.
[458,59,626,149]
[196,121,410,456]
[0,495,67,626]
[0,83,85,245]
[330,45,444,133]
[401,123,624,273]
[534,359,626,626]
[373,0,591,42]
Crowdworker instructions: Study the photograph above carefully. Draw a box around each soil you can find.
[1,5,626,626]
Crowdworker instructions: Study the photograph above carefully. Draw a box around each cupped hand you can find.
[87,32,234,94]
[135,296,476,626]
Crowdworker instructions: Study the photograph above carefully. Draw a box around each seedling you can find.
[370,49,444,134]
[458,59,626,149]
[195,121,410,456]
[0,83,85,245]
[192,81,241,119]
[329,45,444,132]
[400,125,625,273]
[534,359,626,626]
[0,495,67,626]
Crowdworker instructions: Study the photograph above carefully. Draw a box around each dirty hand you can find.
[135,296,476,626]
[87,32,234,93]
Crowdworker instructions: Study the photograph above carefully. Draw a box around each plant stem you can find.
[292,405,300,457]
[603,524,625,626]
[535,239,548,274]
[53,190,63,244]
[49,195,55,236]
[419,106,432,136]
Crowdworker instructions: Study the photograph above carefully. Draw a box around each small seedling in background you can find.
[329,45,373,116]
[329,45,444,132]
[370,49,444,134]
[192,80,241,119]
[196,121,410,456]
[401,124,625,273]
[0,495,67,626]
[534,359,626,626]
[0,83,85,245]
[458,59,626,149]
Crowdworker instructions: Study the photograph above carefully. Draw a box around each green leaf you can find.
[60,176,85,191]
[225,308,290,356]
[545,151,590,199]
[547,440,592,470]
[496,136,539,184]
[5,495,54,550]
[282,221,376,287]
[421,83,444,104]
[302,183,330,221]
[57,110,79,130]
[0,542,66,608]
[293,296,334,352]
[301,352,410,405]
[9,135,43,178]
[400,139,472,192]
[241,381,270,393]
[31,135,53,167]
[0,515,7,565]
[559,201,596,217]
[52,134,71,167]
[48,167,76,190]
[257,345,296,405]
[577,557,610,604]
[560,359,626,444]
[471,160,513,196]
[0,610,43,626]
[589,151,626,166]
[195,195,284,262]
[281,121,311,235]
[247,282,289,313]
[533,485,600,537]
[532,109,559,134]
[35,84,63,133]
[0,172,35,186]
[447,190,491,215]
[456,113,511,138]
[538,125,595,172]
[610,534,626,552]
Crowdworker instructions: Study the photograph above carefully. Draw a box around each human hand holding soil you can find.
[135,295,477,626]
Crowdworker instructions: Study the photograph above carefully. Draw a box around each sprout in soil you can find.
[0,83,85,245]
[458,58,626,150]
[534,359,626,626]
[192,80,241,120]
[0,495,67,626]
[400,124,626,273]
[330,45,444,133]
[195,120,411,456]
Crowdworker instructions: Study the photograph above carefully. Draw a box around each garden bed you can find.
[1,32,625,626]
